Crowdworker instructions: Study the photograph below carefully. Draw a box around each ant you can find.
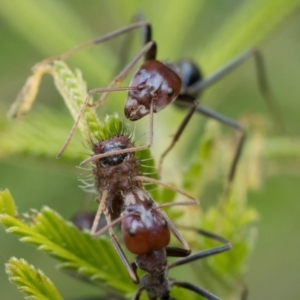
[84,117,198,284]
[94,198,231,300]
[33,19,283,192]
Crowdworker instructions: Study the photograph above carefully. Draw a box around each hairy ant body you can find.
[85,119,198,283]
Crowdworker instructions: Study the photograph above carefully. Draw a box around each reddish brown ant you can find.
[84,120,198,284]
[37,19,283,192]
[95,199,231,300]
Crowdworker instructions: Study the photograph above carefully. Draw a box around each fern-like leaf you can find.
[6,257,63,300]
[0,190,135,296]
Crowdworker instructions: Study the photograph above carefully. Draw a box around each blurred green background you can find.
[0,1,300,299]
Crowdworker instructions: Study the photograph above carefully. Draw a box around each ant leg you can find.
[133,175,198,204]
[88,41,155,109]
[168,227,231,269]
[165,247,191,257]
[173,100,246,191]
[92,215,141,283]
[169,241,230,268]
[35,21,151,67]
[132,286,144,300]
[171,281,221,300]
[168,229,231,299]
[90,191,107,236]
[187,49,284,133]
[158,100,198,175]
[108,221,140,284]
[115,13,156,68]
[161,211,191,254]
[90,191,139,283]
[135,13,157,61]
[57,41,155,158]
[79,99,155,166]
[57,85,137,158]
[195,104,246,192]
[109,235,138,283]
[123,12,156,61]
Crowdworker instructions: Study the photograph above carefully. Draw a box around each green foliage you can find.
[182,121,220,197]
[7,61,101,145]
[200,0,300,72]
[175,120,260,298]
[6,257,62,300]
[1,105,86,163]
[1,1,300,299]
[0,191,134,297]
[0,189,16,216]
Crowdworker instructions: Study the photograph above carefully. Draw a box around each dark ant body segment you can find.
[133,228,231,300]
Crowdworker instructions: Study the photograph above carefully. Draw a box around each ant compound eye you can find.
[167,88,174,97]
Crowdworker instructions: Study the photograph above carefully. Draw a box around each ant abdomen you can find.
[121,203,170,255]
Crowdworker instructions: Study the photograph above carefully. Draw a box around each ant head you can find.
[121,201,170,255]
[125,60,182,121]
[93,136,131,167]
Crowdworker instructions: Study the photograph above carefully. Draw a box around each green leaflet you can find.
[6,257,63,300]
[0,189,16,216]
